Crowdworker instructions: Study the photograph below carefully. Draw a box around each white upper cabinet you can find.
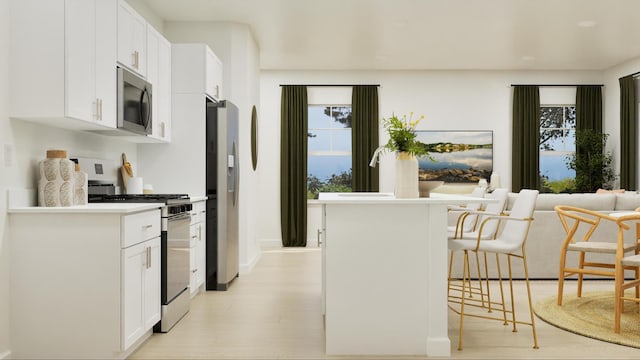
[10,0,117,129]
[10,0,171,141]
[117,0,147,77]
[172,43,223,101]
[206,48,223,101]
[146,25,172,142]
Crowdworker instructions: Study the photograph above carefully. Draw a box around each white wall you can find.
[163,22,262,273]
[0,0,10,355]
[258,70,603,244]
[603,56,640,190]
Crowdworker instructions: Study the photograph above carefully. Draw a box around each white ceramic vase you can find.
[395,151,419,199]
[38,156,75,207]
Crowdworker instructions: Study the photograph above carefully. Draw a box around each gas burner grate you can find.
[89,194,190,204]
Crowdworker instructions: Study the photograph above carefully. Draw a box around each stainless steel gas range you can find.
[89,193,192,333]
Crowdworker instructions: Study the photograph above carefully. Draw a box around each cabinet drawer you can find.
[190,201,206,225]
[190,209,200,225]
[189,224,199,247]
[122,210,161,248]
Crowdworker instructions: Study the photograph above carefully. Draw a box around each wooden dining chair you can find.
[612,213,640,333]
[554,205,640,305]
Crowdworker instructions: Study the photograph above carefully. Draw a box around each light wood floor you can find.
[130,247,639,359]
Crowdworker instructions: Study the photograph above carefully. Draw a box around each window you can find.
[539,105,576,193]
[307,105,352,199]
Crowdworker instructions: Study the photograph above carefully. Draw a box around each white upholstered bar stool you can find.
[448,189,539,351]
[447,186,487,239]
[448,188,509,309]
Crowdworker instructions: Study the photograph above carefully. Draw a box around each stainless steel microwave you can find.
[117,67,152,135]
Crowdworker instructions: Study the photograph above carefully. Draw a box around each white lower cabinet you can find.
[190,200,207,297]
[9,208,161,359]
[123,236,160,350]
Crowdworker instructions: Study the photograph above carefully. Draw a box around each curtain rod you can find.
[510,84,603,87]
[630,71,640,78]
[279,84,380,87]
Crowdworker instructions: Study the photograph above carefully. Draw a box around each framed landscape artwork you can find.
[415,130,493,183]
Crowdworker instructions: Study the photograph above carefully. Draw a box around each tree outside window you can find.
[307,105,352,199]
[539,105,576,193]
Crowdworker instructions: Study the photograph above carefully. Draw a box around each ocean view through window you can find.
[539,105,576,193]
[307,105,352,199]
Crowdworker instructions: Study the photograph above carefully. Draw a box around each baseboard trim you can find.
[260,238,282,248]
[259,238,321,249]
[239,250,261,275]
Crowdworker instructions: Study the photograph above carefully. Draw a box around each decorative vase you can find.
[38,150,75,207]
[395,151,419,199]
[73,163,88,205]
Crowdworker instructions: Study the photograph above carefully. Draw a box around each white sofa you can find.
[449,191,640,279]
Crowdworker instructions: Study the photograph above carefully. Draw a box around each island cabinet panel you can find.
[318,193,492,357]
[10,208,161,359]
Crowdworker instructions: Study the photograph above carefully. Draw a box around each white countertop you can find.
[9,203,164,214]
[190,195,208,202]
[317,192,493,205]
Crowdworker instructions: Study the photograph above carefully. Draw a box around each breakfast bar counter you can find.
[317,192,492,357]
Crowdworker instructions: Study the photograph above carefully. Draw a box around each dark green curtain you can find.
[576,86,602,132]
[574,85,604,190]
[280,86,308,247]
[351,86,379,192]
[512,86,540,192]
[620,76,637,190]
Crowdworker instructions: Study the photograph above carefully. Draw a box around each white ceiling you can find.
[138,0,640,71]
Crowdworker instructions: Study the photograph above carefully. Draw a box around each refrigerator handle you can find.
[230,141,238,206]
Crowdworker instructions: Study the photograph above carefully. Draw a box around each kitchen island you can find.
[318,192,492,357]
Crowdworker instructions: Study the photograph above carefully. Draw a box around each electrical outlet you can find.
[4,144,13,167]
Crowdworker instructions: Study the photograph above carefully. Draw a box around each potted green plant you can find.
[369,112,437,198]
[566,129,616,192]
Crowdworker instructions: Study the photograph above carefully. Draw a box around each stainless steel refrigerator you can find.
[206,99,240,290]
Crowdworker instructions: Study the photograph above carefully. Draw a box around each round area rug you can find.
[534,291,640,348]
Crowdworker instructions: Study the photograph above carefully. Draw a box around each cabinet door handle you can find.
[146,246,151,269]
[97,98,102,120]
[192,269,197,273]
[142,224,153,229]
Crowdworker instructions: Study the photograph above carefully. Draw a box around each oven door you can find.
[164,212,191,303]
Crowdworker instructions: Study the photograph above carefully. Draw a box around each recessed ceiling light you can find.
[521,55,535,61]
[577,20,597,28]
